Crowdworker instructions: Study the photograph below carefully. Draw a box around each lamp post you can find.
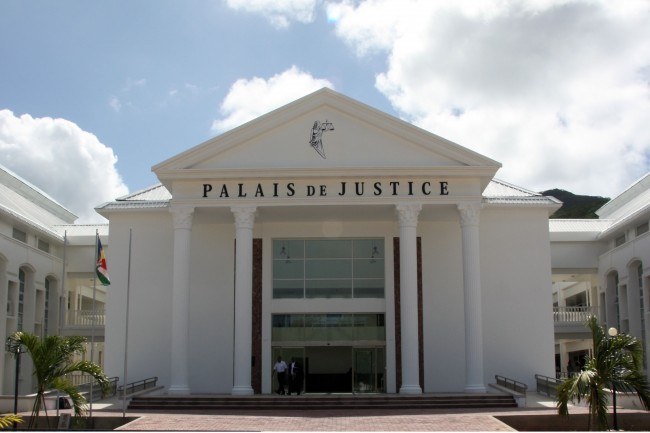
[608,327,619,431]
[5,337,23,430]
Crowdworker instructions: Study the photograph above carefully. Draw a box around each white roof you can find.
[52,224,109,237]
[549,219,613,232]
[117,184,172,201]
[0,165,76,224]
[483,178,541,197]
[96,184,171,212]
[482,178,561,210]
[0,164,77,240]
[549,219,614,242]
[596,172,650,220]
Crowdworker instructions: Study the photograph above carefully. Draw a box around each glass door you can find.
[353,347,385,393]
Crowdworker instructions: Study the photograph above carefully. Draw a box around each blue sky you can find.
[1,0,649,222]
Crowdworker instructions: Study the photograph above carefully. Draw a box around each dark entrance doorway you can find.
[305,346,352,393]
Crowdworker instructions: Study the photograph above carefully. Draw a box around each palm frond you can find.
[0,415,23,428]
[556,315,650,430]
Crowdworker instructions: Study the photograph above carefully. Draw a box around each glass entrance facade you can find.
[273,239,385,299]
[272,313,386,393]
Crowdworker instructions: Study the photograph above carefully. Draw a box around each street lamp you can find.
[608,327,619,431]
[5,336,24,430]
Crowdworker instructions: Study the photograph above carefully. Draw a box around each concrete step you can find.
[128,394,517,411]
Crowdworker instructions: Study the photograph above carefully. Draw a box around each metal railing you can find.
[535,374,563,397]
[66,309,106,326]
[117,377,159,396]
[553,306,597,324]
[75,376,119,402]
[495,375,528,394]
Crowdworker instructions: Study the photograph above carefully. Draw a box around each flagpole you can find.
[90,230,99,418]
[122,228,132,418]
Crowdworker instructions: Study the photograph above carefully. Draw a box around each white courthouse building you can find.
[1,89,648,398]
[97,89,560,395]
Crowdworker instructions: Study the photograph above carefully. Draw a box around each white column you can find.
[396,203,423,394]
[231,205,257,395]
[458,202,486,393]
[168,206,194,395]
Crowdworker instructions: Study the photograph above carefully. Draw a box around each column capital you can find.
[231,206,257,229]
[457,202,482,227]
[395,203,422,227]
[170,206,194,230]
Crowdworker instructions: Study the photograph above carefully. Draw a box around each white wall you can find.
[480,207,556,389]
[551,241,607,270]
[187,220,235,393]
[420,220,465,392]
[104,211,174,388]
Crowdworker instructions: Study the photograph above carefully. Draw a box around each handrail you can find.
[117,376,159,396]
[553,306,598,324]
[76,376,119,402]
[65,309,106,326]
[535,373,563,397]
[495,375,528,394]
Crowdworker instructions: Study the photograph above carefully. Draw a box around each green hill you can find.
[541,189,610,219]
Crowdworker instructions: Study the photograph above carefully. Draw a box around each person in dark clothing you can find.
[288,358,302,395]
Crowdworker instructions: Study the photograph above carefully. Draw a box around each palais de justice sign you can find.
[201,180,450,199]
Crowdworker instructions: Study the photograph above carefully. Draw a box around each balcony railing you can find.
[553,306,598,324]
[66,310,105,327]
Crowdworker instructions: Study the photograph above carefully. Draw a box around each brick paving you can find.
[50,393,601,431]
[114,409,518,431]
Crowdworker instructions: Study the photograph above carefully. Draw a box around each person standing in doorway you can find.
[273,356,288,395]
[288,358,301,395]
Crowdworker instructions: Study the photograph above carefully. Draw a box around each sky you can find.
[1,0,649,223]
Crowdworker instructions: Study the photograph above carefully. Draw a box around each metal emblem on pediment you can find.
[309,120,334,159]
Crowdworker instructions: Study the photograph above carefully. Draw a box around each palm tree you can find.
[556,316,650,430]
[7,331,110,429]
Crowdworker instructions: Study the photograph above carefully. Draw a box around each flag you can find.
[96,237,111,286]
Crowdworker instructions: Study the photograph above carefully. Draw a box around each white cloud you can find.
[225,0,321,28]
[108,95,121,112]
[0,110,129,223]
[211,66,334,132]
[329,0,650,197]
[122,77,147,92]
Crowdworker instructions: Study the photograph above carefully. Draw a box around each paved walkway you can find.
[57,392,595,431]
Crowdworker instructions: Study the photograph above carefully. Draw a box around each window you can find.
[273,239,385,299]
[636,222,649,237]
[615,234,626,247]
[38,239,50,253]
[12,227,26,243]
[272,313,386,342]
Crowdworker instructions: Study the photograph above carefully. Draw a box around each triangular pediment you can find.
[153,88,500,188]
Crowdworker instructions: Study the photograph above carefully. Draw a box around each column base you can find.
[167,385,190,395]
[399,384,423,394]
[231,385,254,395]
[464,384,486,393]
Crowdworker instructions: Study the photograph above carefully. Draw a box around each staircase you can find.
[128,394,517,411]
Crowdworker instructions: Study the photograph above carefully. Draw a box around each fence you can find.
[117,377,159,396]
[535,374,563,397]
[495,375,528,394]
